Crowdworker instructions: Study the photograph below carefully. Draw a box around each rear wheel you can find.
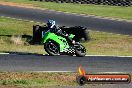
[44,40,60,56]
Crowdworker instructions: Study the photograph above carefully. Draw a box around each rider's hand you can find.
[57,28,63,34]
[65,34,68,36]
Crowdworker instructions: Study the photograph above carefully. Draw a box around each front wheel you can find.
[75,44,86,57]
[44,40,60,56]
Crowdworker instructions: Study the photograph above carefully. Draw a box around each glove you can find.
[65,34,68,36]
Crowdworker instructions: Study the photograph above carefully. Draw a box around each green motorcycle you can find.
[41,30,86,57]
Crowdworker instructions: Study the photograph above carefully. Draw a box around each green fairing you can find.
[69,34,75,39]
[41,31,70,52]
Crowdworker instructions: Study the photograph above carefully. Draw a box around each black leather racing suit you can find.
[49,25,73,44]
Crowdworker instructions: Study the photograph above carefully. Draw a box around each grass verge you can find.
[0,72,77,88]
[0,72,131,88]
[0,16,132,56]
[0,16,45,54]
[0,0,132,20]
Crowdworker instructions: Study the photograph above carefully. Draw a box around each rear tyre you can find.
[44,40,60,56]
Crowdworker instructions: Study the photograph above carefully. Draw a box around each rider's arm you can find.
[55,26,68,36]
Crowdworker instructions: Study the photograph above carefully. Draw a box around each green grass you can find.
[0,79,60,86]
[0,16,132,56]
[0,72,131,88]
[0,16,45,54]
[0,17,33,35]
[1,0,132,20]
[0,72,77,87]
[83,31,132,55]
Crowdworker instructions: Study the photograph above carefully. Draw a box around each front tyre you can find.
[75,44,86,57]
[44,40,60,56]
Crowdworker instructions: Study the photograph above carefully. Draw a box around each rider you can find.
[47,20,75,44]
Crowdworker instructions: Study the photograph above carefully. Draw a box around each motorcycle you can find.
[41,28,86,57]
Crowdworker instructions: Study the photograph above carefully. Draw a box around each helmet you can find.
[47,20,55,28]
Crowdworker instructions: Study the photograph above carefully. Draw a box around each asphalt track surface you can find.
[0,54,132,73]
[0,5,132,35]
